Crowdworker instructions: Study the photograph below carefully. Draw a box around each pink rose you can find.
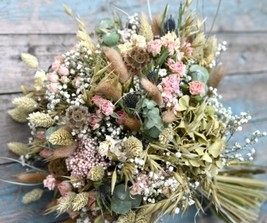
[39,149,53,158]
[58,66,69,76]
[88,112,103,129]
[47,83,58,93]
[57,181,72,196]
[92,95,105,107]
[147,39,162,56]
[52,60,61,71]
[115,110,127,125]
[189,81,205,96]
[101,101,114,116]
[72,77,81,88]
[162,40,176,55]
[43,174,56,190]
[167,58,185,76]
[47,72,59,83]
[60,76,69,84]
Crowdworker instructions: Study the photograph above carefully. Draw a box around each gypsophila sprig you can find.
[6,1,266,223]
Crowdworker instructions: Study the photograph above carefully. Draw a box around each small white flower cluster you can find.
[118,13,139,42]
[45,43,94,113]
[209,40,227,68]
[224,130,266,162]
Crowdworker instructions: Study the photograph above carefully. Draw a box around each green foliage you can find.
[189,65,209,83]
[111,184,142,214]
[140,98,164,138]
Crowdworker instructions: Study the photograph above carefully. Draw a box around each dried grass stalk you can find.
[16,172,47,183]
[141,77,163,106]
[208,64,225,88]
[102,47,130,83]
[140,13,153,41]
[49,142,77,160]
[151,15,161,36]
[122,115,141,132]
[94,75,122,101]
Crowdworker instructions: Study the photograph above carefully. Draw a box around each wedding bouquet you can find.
[6,0,267,222]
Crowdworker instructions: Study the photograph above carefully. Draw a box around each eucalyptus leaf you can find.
[131,194,142,208]
[111,199,132,214]
[113,184,130,200]
[189,65,209,83]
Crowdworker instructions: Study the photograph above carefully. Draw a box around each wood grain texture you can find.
[0,0,267,222]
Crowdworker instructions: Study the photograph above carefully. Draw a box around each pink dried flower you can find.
[180,42,193,57]
[52,60,61,72]
[147,39,162,56]
[65,138,107,186]
[58,66,69,76]
[92,95,105,107]
[100,101,114,116]
[167,58,185,76]
[88,112,103,129]
[43,174,56,190]
[47,83,58,93]
[72,77,81,88]
[47,72,59,83]
[39,149,53,158]
[57,181,72,196]
[158,74,180,113]
[60,76,69,84]
[115,110,127,125]
[189,81,205,96]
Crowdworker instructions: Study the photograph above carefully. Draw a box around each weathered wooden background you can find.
[0,0,267,222]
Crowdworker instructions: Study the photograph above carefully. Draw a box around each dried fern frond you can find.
[22,188,43,204]
[8,108,28,123]
[48,127,73,146]
[139,13,153,41]
[102,46,130,83]
[28,112,54,128]
[7,142,30,156]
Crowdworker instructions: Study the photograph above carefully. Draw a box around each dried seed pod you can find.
[8,108,28,123]
[87,166,105,181]
[117,210,136,223]
[208,64,225,88]
[102,46,130,83]
[65,105,89,130]
[7,142,30,156]
[139,13,153,41]
[123,46,150,76]
[151,15,161,36]
[12,96,38,113]
[72,192,89,211]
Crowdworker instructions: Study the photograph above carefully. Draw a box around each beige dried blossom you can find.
[87,166,105,181]
[22,188,43,204]
[72,192,89,211]
[57,192,76,214]
[139,13,153,41]
[8,108,28,123]
[159,128,174,145]
[7,142,30,156]
[28,112,54,128]
[12,96,38,113]
[124,136,143,158]
[48,127,73,146]
[117,210,136,223]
